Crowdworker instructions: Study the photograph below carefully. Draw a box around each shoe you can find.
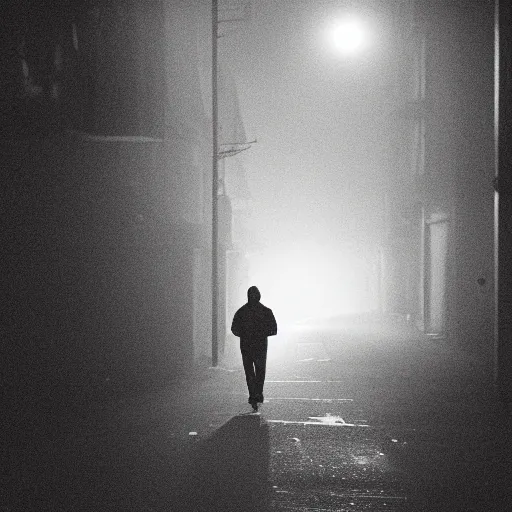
[249,398,258,412]
[255,394,264,404]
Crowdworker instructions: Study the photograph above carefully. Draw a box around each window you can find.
[0,2,164,138]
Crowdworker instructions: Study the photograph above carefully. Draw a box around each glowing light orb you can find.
[328,18,367,55]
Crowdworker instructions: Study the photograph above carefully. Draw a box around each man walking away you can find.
[231,286,277,411]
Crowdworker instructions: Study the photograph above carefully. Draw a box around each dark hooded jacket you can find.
[231,301,277,346]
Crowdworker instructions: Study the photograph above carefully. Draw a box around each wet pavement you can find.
[3,325,512,511]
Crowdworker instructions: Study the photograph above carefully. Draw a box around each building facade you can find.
[1,0,231,401]
[385,0,495,362]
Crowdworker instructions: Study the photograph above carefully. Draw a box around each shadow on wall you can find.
[173,414,271,512]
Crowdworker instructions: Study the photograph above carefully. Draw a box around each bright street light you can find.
[325,17,368,56]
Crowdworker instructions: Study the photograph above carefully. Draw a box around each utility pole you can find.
[211,0,254,367]
[212,0,219,367]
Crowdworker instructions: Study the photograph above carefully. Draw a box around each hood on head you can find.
[247,286,261,303]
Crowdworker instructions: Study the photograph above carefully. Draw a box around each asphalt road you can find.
[263,338,409,512]
[178,325,511,512]
[4,322,511,511]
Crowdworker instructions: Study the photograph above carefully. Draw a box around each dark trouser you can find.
[240,340,268,401]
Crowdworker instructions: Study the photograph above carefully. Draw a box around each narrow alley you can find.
[3,2,512,511]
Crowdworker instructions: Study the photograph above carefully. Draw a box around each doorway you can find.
[424,218,449,336]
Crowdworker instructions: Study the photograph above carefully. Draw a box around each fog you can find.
[5,3,511,509]
[1,0,496,402]
[221,0,397,323]
[215,0,496,355]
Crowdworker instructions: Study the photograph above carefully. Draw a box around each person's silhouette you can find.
[231,286,277,411]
